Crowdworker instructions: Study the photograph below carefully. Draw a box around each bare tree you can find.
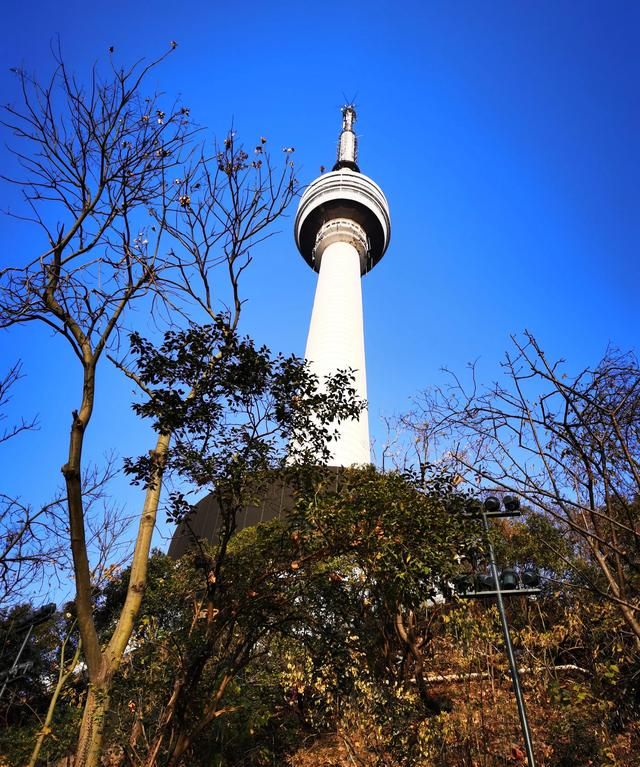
[159,131,296,332]
[0,363,66,605]
[0,493,62,606]
[408,332,640,644]
[1,373,129,607]
[0,47,298,767]
[0,362,36,445]
[0,48,193,765]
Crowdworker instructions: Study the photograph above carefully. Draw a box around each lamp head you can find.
[500,568,518,590]
[465,499,483,517]
[476,573,494,591]
[521,568,541,588]
[484,496,501,513]
[452,574,474,595]
[503,495,521,512]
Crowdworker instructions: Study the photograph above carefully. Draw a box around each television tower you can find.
[294,107,391,465]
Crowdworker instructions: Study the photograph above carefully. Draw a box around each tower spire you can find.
[333,105,360,172]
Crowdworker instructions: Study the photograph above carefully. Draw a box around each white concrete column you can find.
[304,220,370,466]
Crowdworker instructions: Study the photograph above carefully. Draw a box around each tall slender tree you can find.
[1,47,298,766]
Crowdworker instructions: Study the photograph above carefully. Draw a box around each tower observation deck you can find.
[295,107,391,466]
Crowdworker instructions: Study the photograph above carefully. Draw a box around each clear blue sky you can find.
[1,1,638,590]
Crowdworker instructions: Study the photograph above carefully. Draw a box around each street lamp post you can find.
[0,603,56,702]
[457,496,538,767]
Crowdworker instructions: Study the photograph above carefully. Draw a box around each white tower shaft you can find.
[304,231,369,465]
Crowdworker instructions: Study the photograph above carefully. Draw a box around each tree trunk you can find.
[141,671,186,767]
[165,674,233,767]
[75,682,111,767]
[65,364,103,679]
[106,433,171,665]
[74,431,171,767]
[28,639,82,767]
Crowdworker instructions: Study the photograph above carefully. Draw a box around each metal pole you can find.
[0,624,33,702]
[482,511,537,767]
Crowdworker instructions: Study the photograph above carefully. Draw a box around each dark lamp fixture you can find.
[521,569,541,588]
[466,499,483,516]
[476,573,494,591]
[500,568,518,590]
[484,496,501,513]
[452,574,474,594]
[503,495,521,512]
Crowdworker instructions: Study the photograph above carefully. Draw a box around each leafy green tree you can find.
[85,459,478,765]
[110,318,362,765]
[273,467,477,764]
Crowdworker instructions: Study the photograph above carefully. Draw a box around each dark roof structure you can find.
[167,478,294,559]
